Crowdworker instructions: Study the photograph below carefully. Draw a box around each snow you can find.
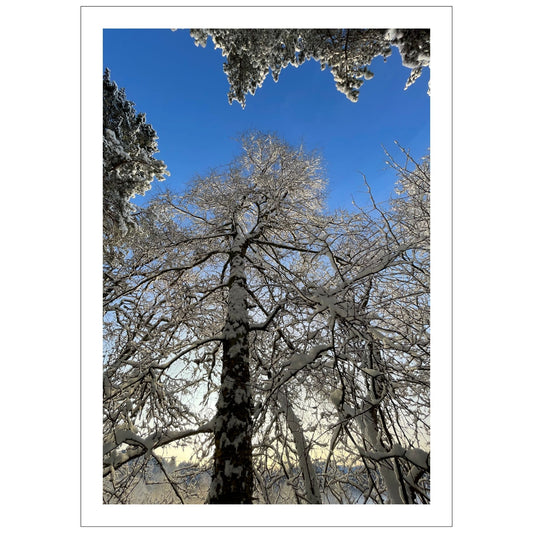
[405,447,430,470]
[330,389,343,407]
[362,367,383,377]
[288,344,331,372]
[235,382,248,405]
[224,460,243,477]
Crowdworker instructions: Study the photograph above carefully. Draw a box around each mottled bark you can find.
[208,239,254,504]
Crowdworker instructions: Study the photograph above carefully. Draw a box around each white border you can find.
[81,5,452,527]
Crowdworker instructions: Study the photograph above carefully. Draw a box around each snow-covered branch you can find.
[103,419,215,477]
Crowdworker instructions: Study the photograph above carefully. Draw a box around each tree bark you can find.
[359,342,406,504]
[208,238,254,504]
[278,390,322,504]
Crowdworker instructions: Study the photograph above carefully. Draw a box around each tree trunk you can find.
[359,342,406,504]
[278,390,322,504]
[208,238,254,504]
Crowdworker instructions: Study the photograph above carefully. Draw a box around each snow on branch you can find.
[103,419,215,477]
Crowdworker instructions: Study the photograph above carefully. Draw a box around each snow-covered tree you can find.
[103,69,168,240]
[103,132,328,503]
[189,29,430,107]
[239,146,430,504]
[300,147,430,503]
[103,134,430,504]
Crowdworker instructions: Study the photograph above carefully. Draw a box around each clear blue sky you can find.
[103,28,430,211]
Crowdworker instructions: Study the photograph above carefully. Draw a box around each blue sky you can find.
[103,28,430,211]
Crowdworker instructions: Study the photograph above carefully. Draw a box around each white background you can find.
[83,4,450,527]
[2,1,531,532]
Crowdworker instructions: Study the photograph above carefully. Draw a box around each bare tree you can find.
[103,135,430,504]
[245,146,430,503]
[295,147,430,503]
[103,132,328,503]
